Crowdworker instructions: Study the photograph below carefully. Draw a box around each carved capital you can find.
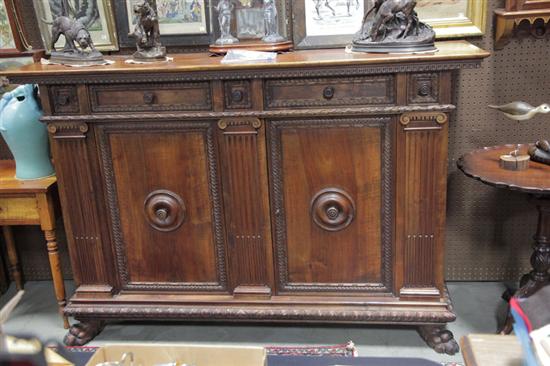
[47,122,89,139]
[400,112,448,131]
[218,118,262,131]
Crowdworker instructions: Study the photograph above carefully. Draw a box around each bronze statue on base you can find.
[45,0,105,66]
[129,0,167,62]
[351,0,436,53]
[262,0,285,43]
[215,0,239,45]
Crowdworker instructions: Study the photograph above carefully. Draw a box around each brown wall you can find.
[1,0,547,281]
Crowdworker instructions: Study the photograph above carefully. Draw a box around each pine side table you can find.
[457,144,550,333]
[0,160,69,328]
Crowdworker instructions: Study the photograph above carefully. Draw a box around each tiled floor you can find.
[0,281,511,364]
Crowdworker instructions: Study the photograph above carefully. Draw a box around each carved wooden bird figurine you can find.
[488,101,550,121]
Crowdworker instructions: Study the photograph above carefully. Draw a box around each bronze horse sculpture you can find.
[364,0,418,41]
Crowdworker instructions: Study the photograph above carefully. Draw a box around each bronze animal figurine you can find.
[130,0,161,52]
[368,0,418,41]
[529,140,550,165]
[49,16,96,53]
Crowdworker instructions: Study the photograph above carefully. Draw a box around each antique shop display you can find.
[351,0,437,53]
[0,84,53,180]
[115,0,209,48]
[495,0,550,49]
[457,145,550,334]
[4,40,489,353]
[34,0,118,52]
[128,0,167,62]
[209,0,292,53]
[489,101,550,170]
[293,0,485,49]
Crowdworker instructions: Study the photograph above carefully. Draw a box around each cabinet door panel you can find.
[269,118,393,294]
[97,122,227,292]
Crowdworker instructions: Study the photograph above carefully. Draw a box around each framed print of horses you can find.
[293,0,372,49]
[114,0,210,47]
[33,0,119,52]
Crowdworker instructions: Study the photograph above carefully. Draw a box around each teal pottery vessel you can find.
[0,84,54,180]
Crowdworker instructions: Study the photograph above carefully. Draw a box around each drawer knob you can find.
[323,86,335,100]
[143,92,156,104]
[144,190,186,232]
[311,188,355,232]
[418,83,431,97]
[231,89,244,103]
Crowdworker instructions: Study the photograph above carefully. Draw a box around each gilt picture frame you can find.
[416,0,487,38]
[33,0,119,53]
[114,0,211,48]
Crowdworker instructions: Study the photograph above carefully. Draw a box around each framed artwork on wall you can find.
[415,0,487,38]
[33,0,119,52]
[114,0,211,47]
[292,0,486,49]
[292,0,370,49]
[1,0,34,56]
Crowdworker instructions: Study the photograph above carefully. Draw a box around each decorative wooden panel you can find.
[269,117,393,294]
[97,121,227,292]
[264,76,395,109]
[217,118,273,295]
[397,112,448,296]
[48,123,109,286]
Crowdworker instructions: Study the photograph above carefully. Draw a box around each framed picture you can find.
[416,0,487,38]
[1,0,35,55]
[114,0,211,47]
[33,0,119,52]
[292,0,486,49]
[292,0,370,49]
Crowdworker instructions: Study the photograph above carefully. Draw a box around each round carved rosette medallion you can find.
[144,190,186,232]
[311,188,355,232]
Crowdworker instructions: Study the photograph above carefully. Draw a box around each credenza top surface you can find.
[3,41,489,79]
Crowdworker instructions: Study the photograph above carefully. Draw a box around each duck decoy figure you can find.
[488,101,550,121]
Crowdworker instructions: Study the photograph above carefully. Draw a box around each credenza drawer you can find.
[264,75,395,109]
[90,82,212,112]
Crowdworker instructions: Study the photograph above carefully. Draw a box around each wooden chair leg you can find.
[44,229,70,329]
[2,226,23,290]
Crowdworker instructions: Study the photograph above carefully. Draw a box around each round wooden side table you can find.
[457,144,550,333]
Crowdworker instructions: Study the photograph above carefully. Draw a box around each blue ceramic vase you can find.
[0,84,54,180]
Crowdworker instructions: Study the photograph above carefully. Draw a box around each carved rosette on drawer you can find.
[408,73,439,105]
[49,86,79,114]
[144,190,186,232]
[311,188,355,232]
[224,81,252,109]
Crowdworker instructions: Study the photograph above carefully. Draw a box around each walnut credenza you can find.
[5,41,489,353]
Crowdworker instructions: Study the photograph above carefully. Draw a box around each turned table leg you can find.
[44,229,70,329]
[500,196,550,334]
[2,226,23,290]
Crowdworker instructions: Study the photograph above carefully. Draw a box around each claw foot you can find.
[63,320,104,346]
[418,325,459,355]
